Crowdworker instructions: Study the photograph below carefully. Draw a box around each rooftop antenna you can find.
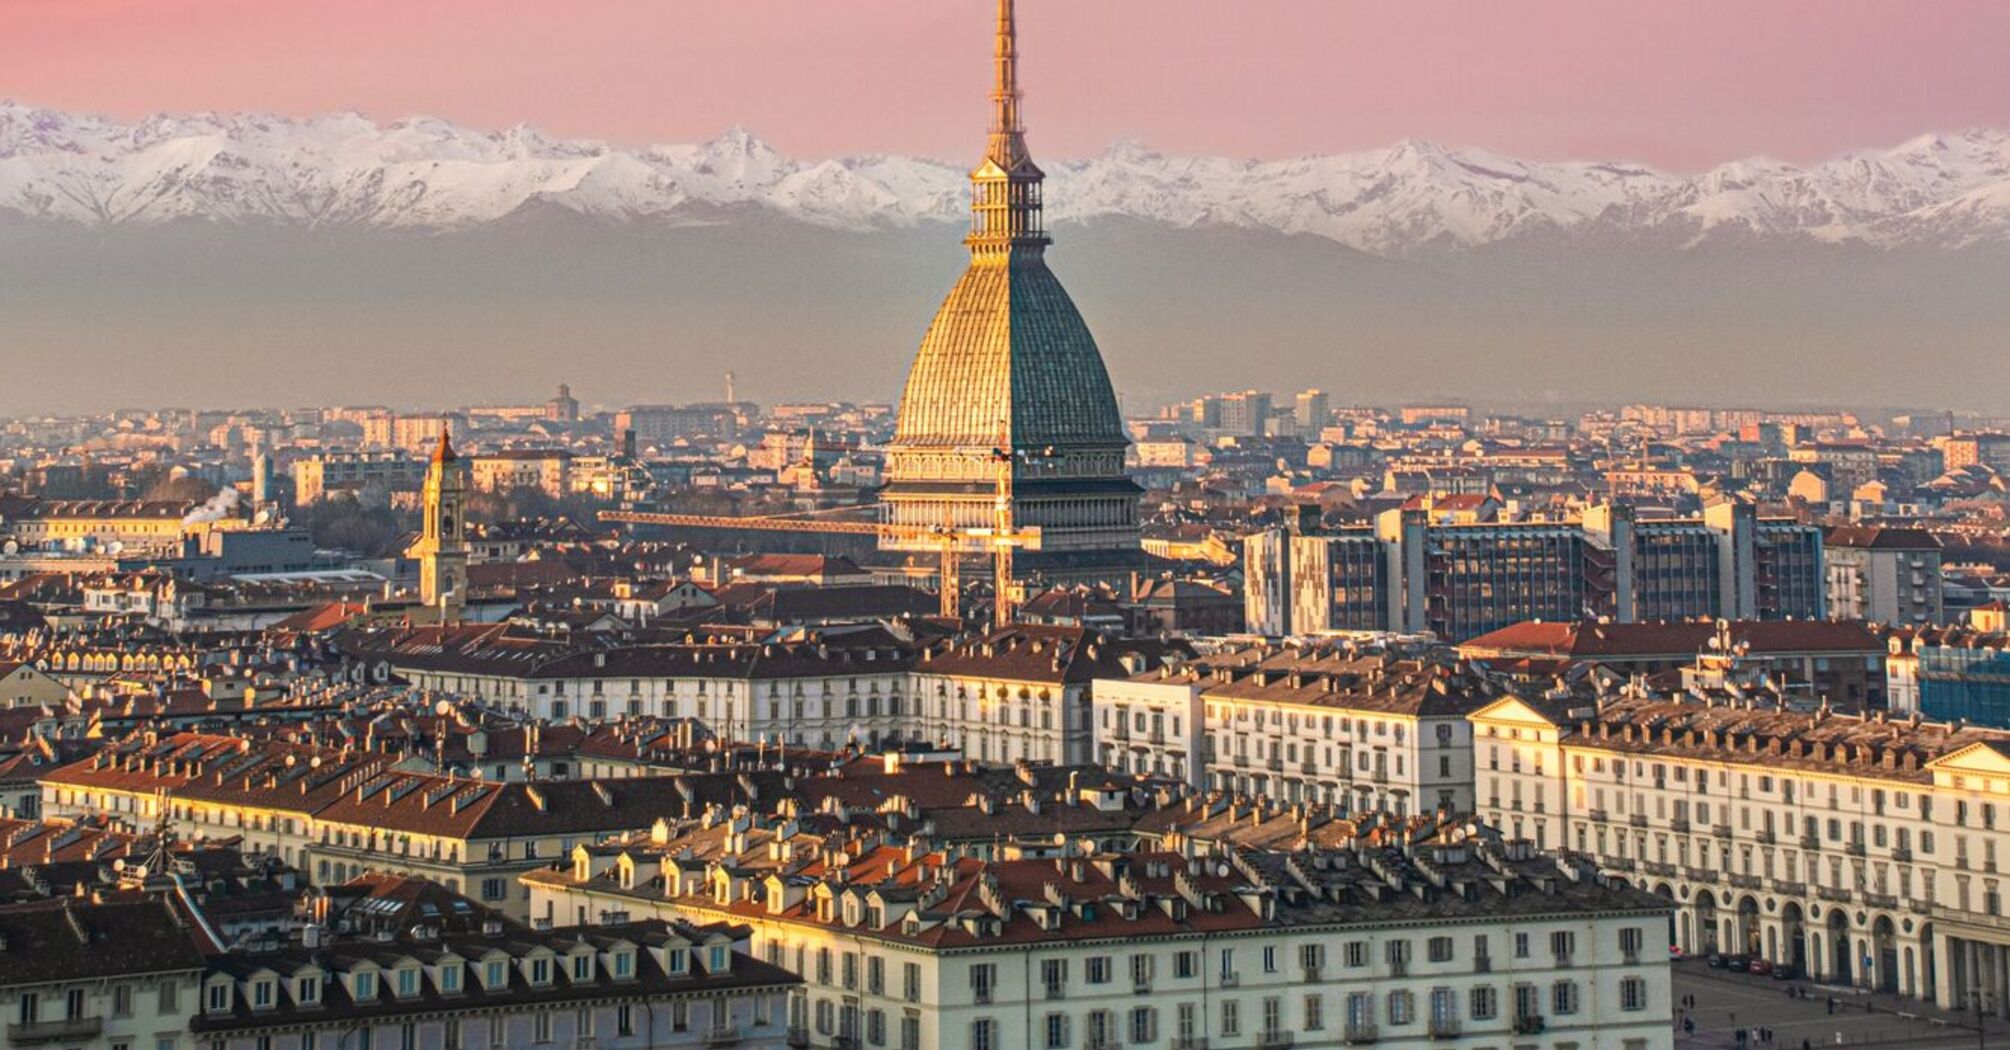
[725,372,737,405]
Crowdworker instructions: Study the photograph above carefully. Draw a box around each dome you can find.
[892,257,1126,451]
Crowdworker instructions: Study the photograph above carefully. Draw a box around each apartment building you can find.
[1094,644,1481,815]
[1249,502,1825,642]
[343,624,917,750]
[290,451,423,506]
[192,910,796,1050]
[1825,526,1944,626]
[1469,692,2010,1016]
[38,732,780,921]
[910,625,1175,767]
[528,826,1674,1050]
[0,894,208,1050]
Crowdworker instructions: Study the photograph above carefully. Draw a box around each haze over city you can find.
[4,0,2010,414]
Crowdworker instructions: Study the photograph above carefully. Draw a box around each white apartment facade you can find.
[528,836,1674,1050]
[1471,692,2010,1016]
[1095,647,1481,816]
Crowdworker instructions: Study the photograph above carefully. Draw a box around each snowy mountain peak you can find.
[2,104,2009,252]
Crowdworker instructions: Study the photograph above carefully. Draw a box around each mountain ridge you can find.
[5,102,2010,254]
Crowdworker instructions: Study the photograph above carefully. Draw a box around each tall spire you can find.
[986,0,1028,171]
[969,0,1048,258]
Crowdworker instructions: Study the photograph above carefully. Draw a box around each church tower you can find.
[880,0,1140,585]
[410,427,470,618]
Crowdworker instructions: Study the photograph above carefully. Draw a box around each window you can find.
[1513,933,1530,958]
[1619,926,1644,960]
[1221,999,1241,1037]
[1428,936,1454,962]
[113,983,133,1017]
[1470,985,1497,1020]
[17,991,37,1025]
[613,951,634,979]
[1175,950,1198,979]
[867,1009,885,1046]
[1087,955,1111,984]
[440,966,460,994]
[253,979,275,1008]
[1387,990,1413,1024]
[485,961,507,990]
[1553,981,1580,1015]
[971,1018,998,1050]
[1042,959,1068,999]
[1305,992,1326,1029]
[970,963,996,1004]
[1620,977,1648,1011]
[1131,953,1154,989]
[617,1005,634,1037]
[397,968,418,997]
[533,1011,553,1044]
[352,972,375,1001]
[1344,940,1368,967]
[573,955,592,981]
[1131,1006,1158,1044]
[901,1015,921,1050]
[903,962,922,1002]
[530,958,551,985]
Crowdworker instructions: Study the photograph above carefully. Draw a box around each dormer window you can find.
[708,946,730,973]
[206,981,231,1014]
[529,957,551,986]
[612,951,635,980]
[440,965,462,994]
[485,960,508,990]
[251,979,275,1010]
[353,971,377,1001]
[296,976,320,1006]
[396,968,420,998]
[668,949,689,975]
[572,954,593,982]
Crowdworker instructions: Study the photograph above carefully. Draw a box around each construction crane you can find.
[598,500,1039,626]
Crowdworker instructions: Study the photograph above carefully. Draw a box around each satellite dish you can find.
[1,540,15,555]
[107,541,124,556]
[435,699,455,717]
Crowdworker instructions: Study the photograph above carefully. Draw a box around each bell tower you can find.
[410,427,470,618]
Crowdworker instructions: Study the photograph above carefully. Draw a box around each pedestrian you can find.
[1827,995,1836,1015]
[1801,1040,1811,1050]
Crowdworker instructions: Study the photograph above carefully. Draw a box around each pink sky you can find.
[9,0,2010,169]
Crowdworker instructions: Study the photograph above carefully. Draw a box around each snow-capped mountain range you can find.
[5,101,2010,254]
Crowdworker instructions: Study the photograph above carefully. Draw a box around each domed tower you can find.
[409,427,470,618]
[880,0,1140,585]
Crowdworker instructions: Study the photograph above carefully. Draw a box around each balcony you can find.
[8,1017,104,1046]
[704,1029,744,1048]
[1219,972,1240,988]
[1514,1015,1547,1036]
[1756,829,1776,845]
[1684,867,1717,883]
[1266,757,1285,773]
[1643,861,1678,878]
[1388,959,1409,977]
[1302,966,1323,984]
[1554,954,1573,969]
[1893,846,1914,863]
[1473,956,1493,974]
[1628,813,1648,828]
[1864,892,1899,910]
[1606,858,1636,873]
[1670,818,1692,833]
[1045,982,1066,1001]
[1172,1039,1210,1050]
[1770,880,1808,897]
[1133,978,1153,995]
[1713,824,1735,839]
[1086,1037,1122,1050]
[1344,1022,1379,1045]
[1257,1030,1296,1050]
[1429,1018,1462,1039]
[834,1037,862,1050]
[1816,886,1853,903]
[1300,761,1321,776]
[1589,809,1610,823]
[1845,842,1866,857]
[786,1029,810,1050]
[1800,834,1822,851]
[1728,873,1762,890]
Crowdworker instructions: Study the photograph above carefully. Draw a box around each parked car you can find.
[1670,945,1687,961]
[1771,964,1797,981]
[1748,958,1774,976]
[1726,954,1751,971]
[1707,952,1729,968]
